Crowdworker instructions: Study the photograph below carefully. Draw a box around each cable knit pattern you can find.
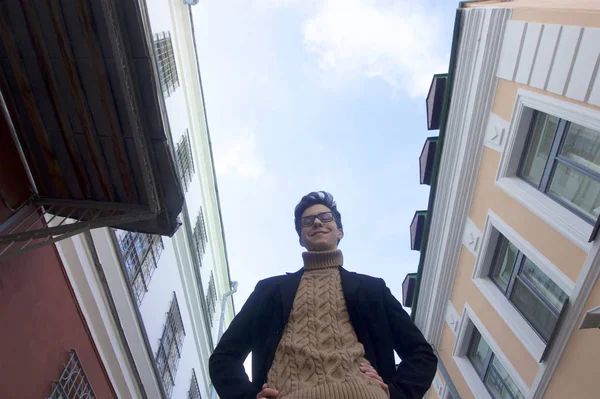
[266,250,388,399]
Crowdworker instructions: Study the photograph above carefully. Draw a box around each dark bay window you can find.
[468,329,524,399]
[520,110,600,223]
[489,234,568,343]
[157,293,186,398]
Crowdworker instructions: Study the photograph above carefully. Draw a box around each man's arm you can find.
[209,282,263,399]
[381,280,437,399]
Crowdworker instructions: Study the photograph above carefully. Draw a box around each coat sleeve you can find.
[380,280,437,399]
[209,281,264,399]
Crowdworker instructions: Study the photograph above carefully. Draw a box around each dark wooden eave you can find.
[0,0,183,242]
[426,74,447,131]
[419,137,439,186]
[402,272,417,308]
[410,210,427,251]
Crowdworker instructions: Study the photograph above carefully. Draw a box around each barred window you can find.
[156,293,186,398]
[47,350,96,399]
[176,129,195,192]
[118,232,164,305]
[192,207,208,267]
[206,271,217,328]
[154,31,179,98]
[188,369,201,399]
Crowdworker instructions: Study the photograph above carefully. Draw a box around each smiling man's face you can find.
[299,204,344,251]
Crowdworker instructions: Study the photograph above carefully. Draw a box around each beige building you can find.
[405,1,600,398]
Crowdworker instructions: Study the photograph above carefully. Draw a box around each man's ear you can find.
[299,236,305,247]
[337,229,344,240]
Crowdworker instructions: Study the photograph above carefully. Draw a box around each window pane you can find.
[467,330,492,376]
[561,122,600,174]
[548,162,600,221]
[490,236,519,293]
[520,259,568,311]
[510,279,558,342]
[521,113,559,186]
[484,357,525,399]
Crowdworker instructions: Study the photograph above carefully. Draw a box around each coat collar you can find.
[279,266,360,325]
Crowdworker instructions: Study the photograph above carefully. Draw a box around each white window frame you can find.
[495,88,600,252]
[471,210,574,360]
[453,304,530,399]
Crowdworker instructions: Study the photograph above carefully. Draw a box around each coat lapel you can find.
[280,268,304,325]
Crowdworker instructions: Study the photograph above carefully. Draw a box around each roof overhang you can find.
[0,0,183,259]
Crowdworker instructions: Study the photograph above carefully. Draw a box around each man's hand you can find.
[360,362,390,399]
[257,383,279,399]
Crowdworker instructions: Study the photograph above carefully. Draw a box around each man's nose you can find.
[312,217,323,227]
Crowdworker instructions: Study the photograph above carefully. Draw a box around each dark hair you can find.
[294,191,343,237]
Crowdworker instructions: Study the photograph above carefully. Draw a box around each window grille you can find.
[154,31,179,98]
[118,231,164,305]
[187,369,201,399]
[206,271,217,328]
[176,129,195,192]
[156,293,186,398]
[47,350,96,399]
[192,207,208,267]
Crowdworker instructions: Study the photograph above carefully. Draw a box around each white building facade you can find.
[54,1,235,398]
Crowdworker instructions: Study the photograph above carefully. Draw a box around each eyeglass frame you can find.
[300,211,336,228]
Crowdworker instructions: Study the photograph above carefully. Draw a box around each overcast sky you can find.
[192,0,456,333]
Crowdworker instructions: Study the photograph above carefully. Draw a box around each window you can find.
[519,110,600,224]
[156,293,186,398]
[176,129,195,192]
[206,271,217,328]
[154,31,179,98]
[118,232,164,305]
[467,329,525,399]
[47,350,96,398]
[188,369,201,399]
[192,207,208,267]
[489,234,568,342]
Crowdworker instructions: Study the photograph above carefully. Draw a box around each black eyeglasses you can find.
[300,212,335,227]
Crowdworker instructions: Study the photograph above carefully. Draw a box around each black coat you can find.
[209,267,437,399]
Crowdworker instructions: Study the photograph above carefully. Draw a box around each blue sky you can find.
[191,0,457,320]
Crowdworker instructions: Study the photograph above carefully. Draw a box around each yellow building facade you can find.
[408,2,600,398]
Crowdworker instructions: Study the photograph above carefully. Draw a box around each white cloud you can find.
[214,128,266,179]
[272,0,449,98]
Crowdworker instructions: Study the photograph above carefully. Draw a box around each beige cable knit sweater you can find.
[266,250,388,399]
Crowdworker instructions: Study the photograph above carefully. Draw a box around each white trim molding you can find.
[496,88,600,252]
[497,20,600,107]
[414,6,512,346]
[432,372,445,398]
[453,304,531,399]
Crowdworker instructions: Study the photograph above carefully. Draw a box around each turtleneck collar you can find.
[302,249,343,270]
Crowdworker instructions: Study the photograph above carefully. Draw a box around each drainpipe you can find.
[209,281,238,399]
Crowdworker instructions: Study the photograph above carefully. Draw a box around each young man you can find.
[209,192,436,399]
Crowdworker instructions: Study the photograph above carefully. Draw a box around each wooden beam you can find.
[75,0,138,204]
[46,0,115,202]
[21,0,92,200]
[0,62,47,195]
[0,5,68,197]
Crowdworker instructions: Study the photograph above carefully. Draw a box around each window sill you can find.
[472,277,545,361]
[452,356,493,399]
[495,176,591,252]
